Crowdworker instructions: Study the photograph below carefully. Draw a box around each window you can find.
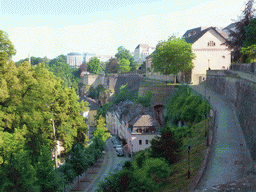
[222,56,225,59]
[207,41,216,46]
[146,140,149,144]
[139,140,142,145]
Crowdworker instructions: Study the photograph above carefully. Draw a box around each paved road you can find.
[84,139,130,192]
[190,83,252,190]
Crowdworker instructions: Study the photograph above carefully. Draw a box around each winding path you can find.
[190,83,252,190]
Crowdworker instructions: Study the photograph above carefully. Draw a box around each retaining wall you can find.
[206,70,256,161]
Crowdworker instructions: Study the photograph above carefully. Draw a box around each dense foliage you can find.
[96,150,171,192]
[0,29,16,59]
[165,85,210,125]
[115,46,135,67]
[0,32,89,190]
[87,57,101,74]
[224,0,255,62]
[151,36,195,83]
[105,58,119,73]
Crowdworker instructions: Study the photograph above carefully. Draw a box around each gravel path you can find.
[190,83,252,190]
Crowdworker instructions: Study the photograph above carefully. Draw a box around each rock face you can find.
[206,70,256,167]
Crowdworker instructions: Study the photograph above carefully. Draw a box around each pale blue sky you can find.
[0,0,247,61]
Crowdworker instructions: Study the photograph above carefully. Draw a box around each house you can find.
[106,100,161,153]
[134,44,155,65]
[181,26,231,84]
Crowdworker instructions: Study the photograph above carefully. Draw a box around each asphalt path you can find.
[190,83,252,190]
[84,139,130,192]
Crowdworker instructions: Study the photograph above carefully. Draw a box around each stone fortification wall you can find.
[231,63,256,74]
[81,73,143,92]
[207,70,256,161]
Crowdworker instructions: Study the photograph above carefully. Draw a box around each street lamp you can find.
[187,145,191,179]
[252,49,255,63]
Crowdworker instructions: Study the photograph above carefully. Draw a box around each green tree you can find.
[224,0,255,62]
[93,116,111,142]
[105,58,119,73]
[150,127,182,165]
[115,46,135,67]
[119,58,130,73]
[244,18,256,48]
[151,36,195,83]
[87,57,101,74]
[0,29,16,59]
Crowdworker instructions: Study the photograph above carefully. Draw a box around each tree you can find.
[0,29,16,59]
[151,36,195,83]
[119,58,130,73]
[224,0,255,62]
[87,57,101,74]
[150,126,182,164]
[79,62,87,74]
[244,18,256,48]
[241,44,256,62]
[105,58,119,73]
[93,116,111,142]
[115,46,135,67]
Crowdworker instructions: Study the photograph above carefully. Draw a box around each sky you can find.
[0,0,248,62]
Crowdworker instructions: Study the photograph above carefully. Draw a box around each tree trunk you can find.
[174,74,176,84]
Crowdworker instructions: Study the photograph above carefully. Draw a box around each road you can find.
[190,83,252,190]
[84,139,130,192]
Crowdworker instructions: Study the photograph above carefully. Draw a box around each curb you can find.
[188,86,217,191]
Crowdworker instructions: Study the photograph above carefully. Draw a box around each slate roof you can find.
[109,100,160,128]
[183,27,229,44]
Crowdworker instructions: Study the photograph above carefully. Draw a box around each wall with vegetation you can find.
[206,70,256,161]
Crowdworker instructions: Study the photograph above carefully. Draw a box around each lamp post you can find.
[187,145,191,179]
[252,49,255,63]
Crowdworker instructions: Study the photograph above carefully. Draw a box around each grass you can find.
[160,118,211,191]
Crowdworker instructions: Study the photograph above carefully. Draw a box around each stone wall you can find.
[207,70,256,161]
[81,73,143,92]
[231,63,256,74]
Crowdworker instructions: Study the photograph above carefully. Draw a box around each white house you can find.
[182,26,231,84]
[106,100,161,154]
[134,44,155,65]
[67,52,82,68]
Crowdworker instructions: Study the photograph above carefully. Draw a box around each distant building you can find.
[67,52,82,68]
[106,100,161,154]
[97,55,115,62]
[134,44,155,65]
[82,52,97,63]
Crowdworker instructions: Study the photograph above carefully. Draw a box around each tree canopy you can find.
[119,58,130,73]
[0,29,16,59]
[224,0,255,62]
[105,58,119,73]
[151,36,195,83]
[115,46,135,67]
[87,57,101,74]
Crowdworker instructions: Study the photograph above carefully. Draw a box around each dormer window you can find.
[193,31,196,35]
[188,33,191,37]
[208,41,216,46]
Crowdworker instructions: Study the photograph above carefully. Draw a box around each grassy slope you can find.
[160,119,211,191]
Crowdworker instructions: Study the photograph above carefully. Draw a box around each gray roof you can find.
[183,27,228,44]
[223,22,236,31]
[109,100,159,128]
[67,52,81,56]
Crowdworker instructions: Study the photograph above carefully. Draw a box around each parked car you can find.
[116,148,124,157]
